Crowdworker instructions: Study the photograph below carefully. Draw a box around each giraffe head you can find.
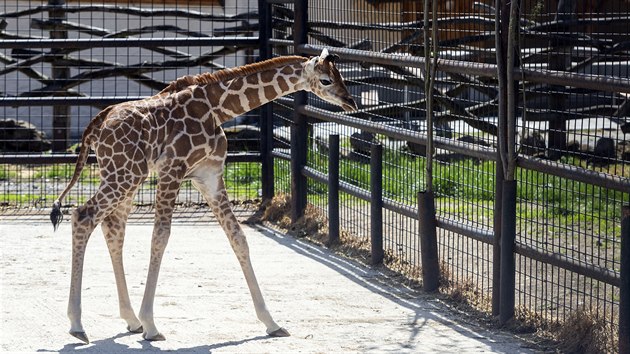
[303,48,358,112]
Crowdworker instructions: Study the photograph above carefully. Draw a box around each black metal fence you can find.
[260,0,629,352]
[0,0,262,219]
[1,0,629,351]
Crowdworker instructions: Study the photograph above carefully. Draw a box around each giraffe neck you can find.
[211,61,307,124]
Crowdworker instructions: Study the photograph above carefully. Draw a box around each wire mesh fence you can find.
[1,0,629,349]
[266,0,629,350]
[0,0,262,219]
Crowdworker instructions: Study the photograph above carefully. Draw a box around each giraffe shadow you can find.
[38,332,269,353]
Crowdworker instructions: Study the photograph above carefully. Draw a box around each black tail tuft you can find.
[50,201,64,231]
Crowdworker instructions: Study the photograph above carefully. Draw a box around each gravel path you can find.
[1,221,540,353]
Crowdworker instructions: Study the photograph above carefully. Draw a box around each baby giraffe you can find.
[50,48,357,343]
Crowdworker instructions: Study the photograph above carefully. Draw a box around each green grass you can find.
[301,143,627,236]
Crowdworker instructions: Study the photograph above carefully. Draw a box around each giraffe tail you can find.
[50,106,110,231]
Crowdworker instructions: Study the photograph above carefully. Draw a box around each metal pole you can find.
[258,0,274,202]
[48,0,71,152]
[418,190,439,292]
[327,134,340,246]
[291,0,308,222]
[499,180,517,324]
[620,204,630,354]
[370,144,384,265]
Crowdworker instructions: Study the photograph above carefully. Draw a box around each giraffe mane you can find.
[159,56,307,94]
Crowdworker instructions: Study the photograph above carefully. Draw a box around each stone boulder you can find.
[0,119,52,152]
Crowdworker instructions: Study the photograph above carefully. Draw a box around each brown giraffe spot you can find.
[280,65,294,75]
[224,94,245,114]
[173,136,192,156]
[177,91,192,105]
[193,87,206,99]
[184,118,203,135]
[289,77,299,85]
[244,88,261,108]
[277,77,289,92]
[264,85,277,101]
[228,78,244,91]
[260,70,276,83]
[172,106,185,120]
[246,73,259,85]
[190,132,207,146]
[186,100,209,118]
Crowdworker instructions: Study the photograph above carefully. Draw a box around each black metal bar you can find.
[515,242,621,287]
[298,105,496,161]
[499,180,517,325]
[298,44,630,94]
[298,105,630,194]
[300,165,622,286]
[290,0,308,223]
[0,96,145,106]
[492,158,504,316]
[259,0,273,202]
[418,191,440,292]
[48,0,70,152]
[327,135,340,247]
[0,37,260,49]
[370,144,384,265]
[620,204,630,354]
[0,152,261,165]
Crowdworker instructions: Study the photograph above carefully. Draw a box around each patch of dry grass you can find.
[556,307,617,354]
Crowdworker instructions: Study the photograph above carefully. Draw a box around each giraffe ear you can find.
[324,54,340,63]
[305,55,318,73]
[320,48,330,60]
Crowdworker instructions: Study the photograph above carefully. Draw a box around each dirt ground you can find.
[1,220,542,353]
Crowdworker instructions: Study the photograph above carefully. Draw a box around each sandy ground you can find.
[1,221,541,354]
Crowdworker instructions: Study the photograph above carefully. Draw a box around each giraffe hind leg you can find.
[101,196,143,334]
[67,179,143,343]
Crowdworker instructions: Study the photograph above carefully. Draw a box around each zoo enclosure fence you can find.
[1,0,630,352]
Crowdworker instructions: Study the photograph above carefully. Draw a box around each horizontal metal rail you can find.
[298,105,629,193]
[302,165,494,244]
[0,37,260,49]
[0,96,145,106]
[515,243,620,287]
[0,152,261,165]
[298,44,630,94]
[301,164,621,286]
[298,105,496,161]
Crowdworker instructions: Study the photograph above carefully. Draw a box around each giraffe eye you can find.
[319,79,333,86]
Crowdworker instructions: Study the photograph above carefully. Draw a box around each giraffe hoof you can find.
[69,331,90,344]
[127,324,143,334]
[143,332,166,341]
[267,327,290,337]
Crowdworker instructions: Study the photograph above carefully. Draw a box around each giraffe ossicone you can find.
[50,48,357,344]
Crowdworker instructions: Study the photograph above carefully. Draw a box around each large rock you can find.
[518,129,546,157]
[0,119,52,152]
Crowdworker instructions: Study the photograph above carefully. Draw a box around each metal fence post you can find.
[48,0,71,152]
[499,180,517,324]
[418,190,439,292]
[291,0,308,222]
[370,144,384,265]
[258,0,274,202]
[327,134,340,246]
[620,204,630,354]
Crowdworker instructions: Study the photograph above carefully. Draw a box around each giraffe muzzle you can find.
[341,96,358,112]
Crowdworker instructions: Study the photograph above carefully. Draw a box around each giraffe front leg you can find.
[192,174,290,337]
